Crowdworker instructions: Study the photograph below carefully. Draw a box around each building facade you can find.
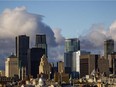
[80,54,99,77]
[57,61,65,73]
[16,35,29,77]
[98,57,109,76]
[39,55,51,79]
[64,38,80,71]
[108,53,116,74]
[65,38,80,52]
[28,48,45,78]
[104,39,114,59]
[0,70,5,76]
[5,55,19,77]
[35,34,47,57]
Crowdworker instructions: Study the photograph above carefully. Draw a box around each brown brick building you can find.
[80,54,99,77]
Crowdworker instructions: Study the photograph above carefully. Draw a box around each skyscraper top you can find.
[104,39,114,59]
[36,34,46,44]
[65,38,80,52]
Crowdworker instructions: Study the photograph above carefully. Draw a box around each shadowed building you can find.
[98,57,109,76]
[0,70,5,76]
[16,35,29,78]
[28,48,45,78]
[104,39,114,59]
[35,34,47,57]
[108,53,116,74]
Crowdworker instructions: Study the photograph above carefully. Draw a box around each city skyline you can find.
[0,1,116,69]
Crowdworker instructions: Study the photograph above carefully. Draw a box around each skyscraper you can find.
[80,54,99,77]
[16,35,29,78]
[5,54,19,77]
[28,48,45,78]
[39,55,51,79]
[65,38,80,52]
[35,34,47,56]
[64,38,80,69]
[104,39,114,59]
[57,61,65,73]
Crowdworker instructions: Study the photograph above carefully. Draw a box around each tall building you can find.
[108,53,116,74]
[35,34,47,56]
[16,35,29,77]
[104,39,114,59]
[28,48,45,78]
[72,51,90,78]
[57,61,65,73]
[98,57,109,76]
[39,55,51,79]
[80,54,99,77]
[64,38,80,71]
[64,52,72,68]
[5,54,19,77]
[65,38,80,52]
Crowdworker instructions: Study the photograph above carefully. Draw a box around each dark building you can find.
[104,39,114,59]
[16,35,29,77]
[28,48,45,78]
[108,53,116,74]
[35,34,47,57]
[64,52,72,68]
[80,54,99,77]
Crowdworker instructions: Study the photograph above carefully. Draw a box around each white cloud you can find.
[80,22,116,53]
[0,6,65,69]
[53,28,65,45]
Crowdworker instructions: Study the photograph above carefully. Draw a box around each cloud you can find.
[53,28,65,45]
[0,6,65,69]
[80,22,116,53]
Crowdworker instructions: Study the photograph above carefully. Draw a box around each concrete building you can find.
[57,61,65,73]
[35,34,47,57]
[39,55,51,79]
[108,53,116,74]
[80,54,99,77]
[16,35,29,77]
[98,57,109,76]
[5,54,19,77]
[72,51,90,78]
[104,39,114,59]
[28,48,45,78]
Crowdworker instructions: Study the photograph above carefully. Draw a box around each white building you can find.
[72,51,80,73]
[5,54,19,77]
[72,51,90,77]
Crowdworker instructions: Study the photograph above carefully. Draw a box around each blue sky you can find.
[0,1,116,38]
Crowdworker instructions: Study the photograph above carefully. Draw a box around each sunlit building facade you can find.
[5,54,19,77]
